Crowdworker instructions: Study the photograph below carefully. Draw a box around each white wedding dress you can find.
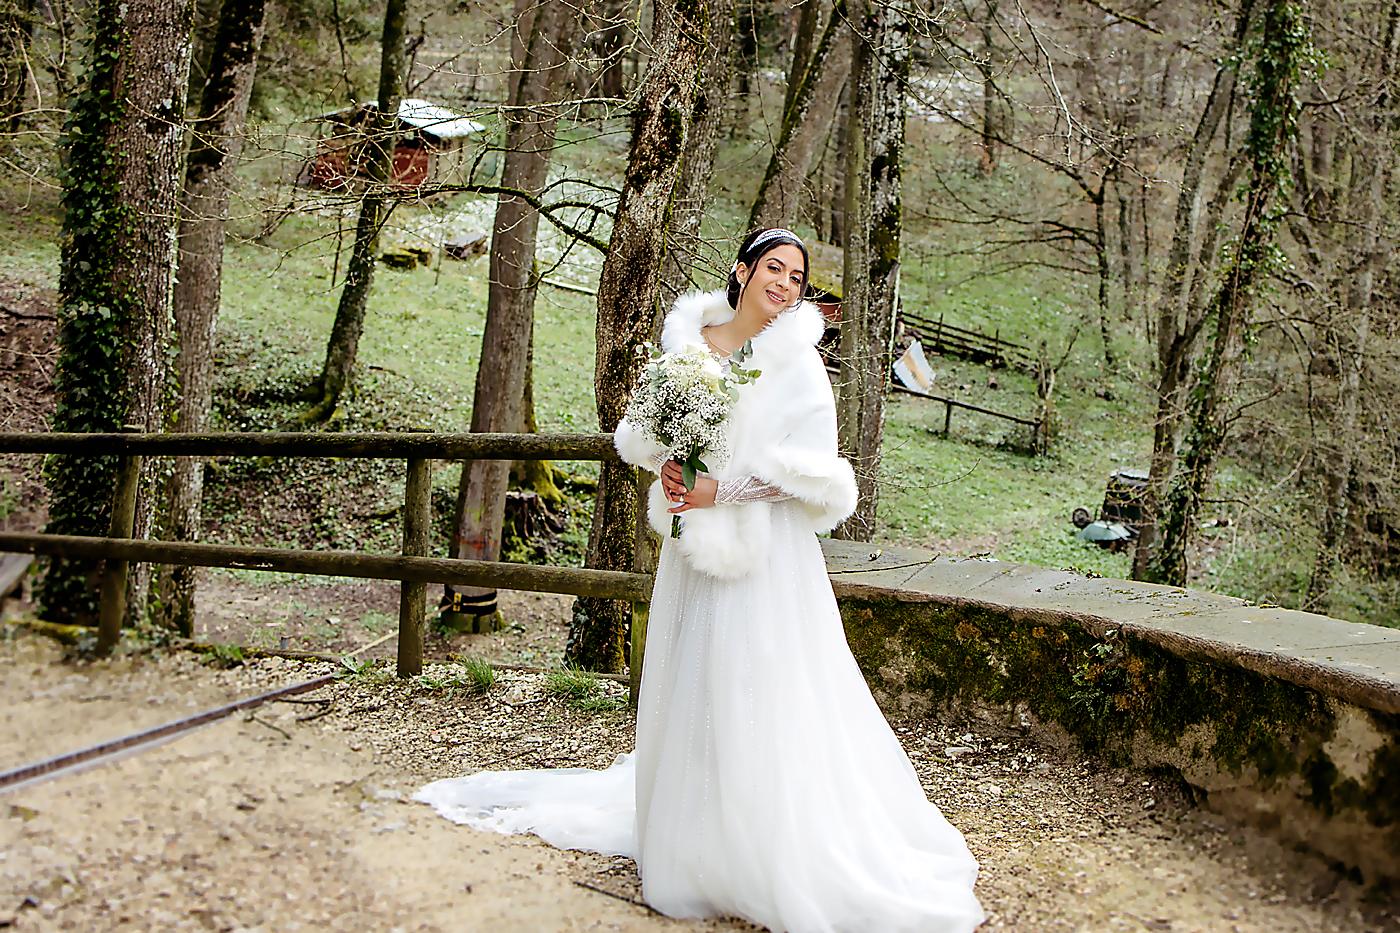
[416,292,985,932]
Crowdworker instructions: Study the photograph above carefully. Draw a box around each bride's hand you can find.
[661,461,717,512]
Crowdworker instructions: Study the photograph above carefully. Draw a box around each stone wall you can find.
[821,539,1400,883]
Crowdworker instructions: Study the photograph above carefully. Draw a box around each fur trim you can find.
[661,289,826,356]
[613,416,665,470]
[754,447,859,533]
[625,288,854,581]
[647,482,772,580]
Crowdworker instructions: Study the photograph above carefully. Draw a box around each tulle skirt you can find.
[416,501,985,932]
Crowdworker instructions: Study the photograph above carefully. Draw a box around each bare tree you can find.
[0,0,33,132]
[1302,0,1398,608]
[568,0,709,673]
[303,0,407,422]
[149,0,267,637]
[443,0,574,632]
[660,0,738,308]
[1131,3,1254,579]
[748,0,852,229]
[1147,0,1312,585]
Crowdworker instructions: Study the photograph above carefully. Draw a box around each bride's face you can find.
[737,244,806,316]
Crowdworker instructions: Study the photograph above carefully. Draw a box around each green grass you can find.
[338,656,394,685]
[414,658,497,693]
[543,664,604,701]
[198,643,247,669]
[543,664,625,710]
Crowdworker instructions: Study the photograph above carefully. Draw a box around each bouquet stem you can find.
[670,514,681,538]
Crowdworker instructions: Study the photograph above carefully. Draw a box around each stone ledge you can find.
[822,538,1400,883]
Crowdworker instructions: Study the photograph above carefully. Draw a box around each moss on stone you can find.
[837,595,1394,828]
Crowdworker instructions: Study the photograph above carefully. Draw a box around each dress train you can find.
[417,502,984,932]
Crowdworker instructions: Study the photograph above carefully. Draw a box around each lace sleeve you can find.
[646,450,670,475]
[714,475,794,504]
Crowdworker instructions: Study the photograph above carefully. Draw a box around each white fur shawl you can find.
[613,289,858,579]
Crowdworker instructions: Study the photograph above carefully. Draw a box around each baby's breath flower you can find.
[622,344,750,471]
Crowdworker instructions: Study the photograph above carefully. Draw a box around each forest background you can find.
[0,0,1397,673]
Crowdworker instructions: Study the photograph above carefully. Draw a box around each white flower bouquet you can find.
[624,343,760,537]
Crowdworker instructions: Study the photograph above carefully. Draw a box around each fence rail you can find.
[824,367,1042,442]
[0,431,620,461]
[0,432,652,700]
[900,310,1035,369]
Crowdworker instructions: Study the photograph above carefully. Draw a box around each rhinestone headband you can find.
[731,227,805,274]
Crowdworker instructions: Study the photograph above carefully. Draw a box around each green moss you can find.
[838,594,1398,834]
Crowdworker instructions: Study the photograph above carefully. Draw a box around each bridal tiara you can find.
[731,227,805,274]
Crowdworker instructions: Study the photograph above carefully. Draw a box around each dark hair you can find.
[725,228,811,310]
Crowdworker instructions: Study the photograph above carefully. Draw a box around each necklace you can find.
[704,310,781,358]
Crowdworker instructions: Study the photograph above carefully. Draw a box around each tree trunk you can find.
[594,0,626,99]
[1305,0,1396,609]
[826,77,850,246]
[1131,153,1245,579]
[151,0,266,637]
[748,2,851,229]
[303,0,407,422]
[1092,176,1115,370]
[1130,11,1249,580]
[513,332,565,508]
[783,0,823,120]
[443,0,572,632]
[1146,0,1308,586]
[832,0,908,542]
[37,0,195,626]
[0,0,32,133]
[977,0,1000,173]
[736,0,757,96]
[659,0,736,310]
[1115,186,1133,317]
[568,0,707,673]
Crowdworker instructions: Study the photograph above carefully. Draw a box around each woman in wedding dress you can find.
[417,228,985,932]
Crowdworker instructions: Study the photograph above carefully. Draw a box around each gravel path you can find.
[1,631,1394,932]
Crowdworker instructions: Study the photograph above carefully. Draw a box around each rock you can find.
[944,746,975,759]
[444,233,489,259]
[379,248,420,270]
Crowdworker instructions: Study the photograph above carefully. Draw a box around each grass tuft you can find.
[198,643,246,669]
[544,664,603,701]
[459,656,497,693]
[339,656,394,685]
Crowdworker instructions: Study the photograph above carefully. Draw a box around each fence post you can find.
[96,450,142,655]
[630,467,658,707]
[943,401,953,437]
[397,457,433,677]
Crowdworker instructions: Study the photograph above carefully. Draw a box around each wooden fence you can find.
[824,366,1042,446]
[899,309,1035,370]
[887,379,1042,441]
[0,431,655,701]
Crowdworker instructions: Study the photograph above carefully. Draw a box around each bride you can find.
[417,228,985,932]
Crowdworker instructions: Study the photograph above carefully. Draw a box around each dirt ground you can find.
[1,625,1395,933]
[0,281,55,536]
[193,571,574,669]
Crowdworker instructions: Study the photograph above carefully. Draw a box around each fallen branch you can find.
[0,304,55,321]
